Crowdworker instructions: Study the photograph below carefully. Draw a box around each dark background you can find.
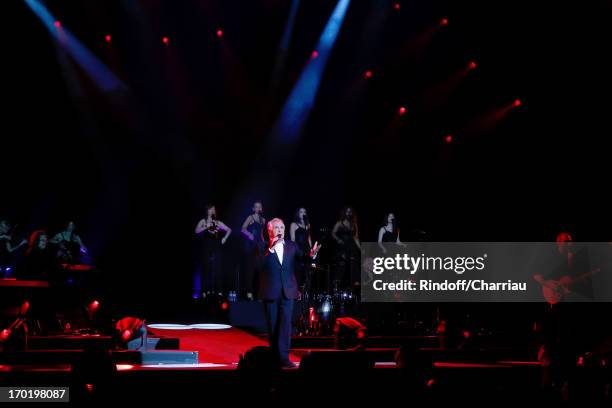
[2,0,611,316]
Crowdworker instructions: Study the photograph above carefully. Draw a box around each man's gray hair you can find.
[267,218,284,234]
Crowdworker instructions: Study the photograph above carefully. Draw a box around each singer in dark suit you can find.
[256,218,320,367]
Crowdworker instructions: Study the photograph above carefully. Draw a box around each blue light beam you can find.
[272,0,351,143]
[25,0,126,93]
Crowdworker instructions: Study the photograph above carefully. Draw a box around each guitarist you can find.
[534,232,594,400]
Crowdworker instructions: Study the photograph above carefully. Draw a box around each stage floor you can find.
[146,325,300,366]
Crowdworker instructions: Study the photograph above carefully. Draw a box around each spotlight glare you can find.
[311,50,319,59]
[54,20,61,28]
[398,106,407,116]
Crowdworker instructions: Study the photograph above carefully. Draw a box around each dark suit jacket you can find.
[256,241,307,301]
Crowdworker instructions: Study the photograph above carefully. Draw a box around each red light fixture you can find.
[445,135,453,143]
[54,21,61,28]
[216,29,223,38]
[393,3,401,11]
[440,17,448,26]
[162,36,169,45]
[468,61,477,70]
[364,70,373,79]
[311,50,319,59]
[221,302,229,311]
[105,34,112,43]
[398,106,407,116]
[513,99,522,107]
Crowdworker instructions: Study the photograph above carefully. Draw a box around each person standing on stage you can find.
[290,207,312,290]
[194,205,232,297]
[331,206,361,288]
[0,219,28,277]
[240,201,266,300]
[257,218,320,367]
[21,230,56,280]
[377,212,403,254]
[49,221,88,264]
[289,208,312,253]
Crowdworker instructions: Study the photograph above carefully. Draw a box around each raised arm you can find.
[378,227,387,253]
[354,224,361,249]
[74,235,88,254]
[49,233,62,244]
[195,218,207,234]
[241,216,254,240]
[6,238,28,253]
[217,221,232,244]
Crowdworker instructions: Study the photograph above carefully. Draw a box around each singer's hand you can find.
[310,241,322,258]
[270,234,282,248]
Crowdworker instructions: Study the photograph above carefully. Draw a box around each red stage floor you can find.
[147,325,300,365]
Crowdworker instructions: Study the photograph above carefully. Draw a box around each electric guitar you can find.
[536,267,600,305]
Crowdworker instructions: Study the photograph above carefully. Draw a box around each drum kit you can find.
[295,262,360,336]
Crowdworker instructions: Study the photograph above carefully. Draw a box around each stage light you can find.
[20,301,30,315]
[0,329,10,342]
[393,3,401,11]
[334,317,367,350]
[445,135,453,143]
[105,34,111,43]
[54,20,61,28]
[116,364,135,371]
[513,99,521,107]
[216,29,223,38]
[162,36,169,45]
[440,17,448,26]
[398,106,407,116]
[468,61,477,70]
[221,301,229,311]
[115,317,146,350]
[311,50,319,59]
[85,384,94,393]
[462,330,471,338]
[364,70,373,79]
[89,300,100,310]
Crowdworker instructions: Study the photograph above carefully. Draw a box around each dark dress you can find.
[334,222,360,288]
[242,217,266,296]
[0,236,10,277]
[201,222,224,294]
[293,225,311,253]
[20,247,56,280]
[53,233,82,265]
[292,224,311,289]
[381,227,399,252]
